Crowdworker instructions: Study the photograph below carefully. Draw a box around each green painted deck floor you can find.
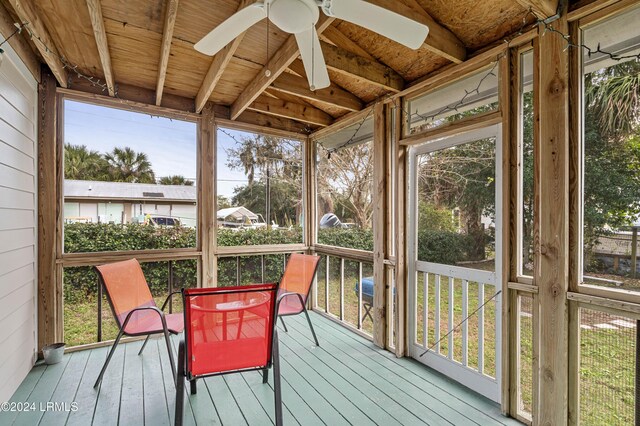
[1,312,521,425]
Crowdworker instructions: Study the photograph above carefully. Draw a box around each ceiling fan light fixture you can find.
[268,0,319,34]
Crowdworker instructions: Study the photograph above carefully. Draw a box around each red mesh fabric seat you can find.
[277,254,321,346]
[175,284,283,426]
[93,258,183,389]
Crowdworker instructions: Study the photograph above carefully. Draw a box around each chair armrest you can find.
[276,291,299,303]
[161,290,183,311]
[121,306,167,331]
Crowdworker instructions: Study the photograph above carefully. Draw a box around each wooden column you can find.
[199,104,216,287]
[372,102,388,348]
[394,105,407,357]
[535,7,570,425]
[37,65,61,350]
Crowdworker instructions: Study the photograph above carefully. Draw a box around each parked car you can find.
[146,215,182,227]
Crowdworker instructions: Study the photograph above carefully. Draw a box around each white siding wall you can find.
[0,35,38,402]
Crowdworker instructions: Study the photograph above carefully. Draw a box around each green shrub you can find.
[417,230,473,265]
[317,228,374,251]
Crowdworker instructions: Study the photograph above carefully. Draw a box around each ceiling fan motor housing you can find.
[268,0,320,34]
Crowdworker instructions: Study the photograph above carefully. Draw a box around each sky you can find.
[64,100,254,198]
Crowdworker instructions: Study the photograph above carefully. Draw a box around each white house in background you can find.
[63,180,197,227]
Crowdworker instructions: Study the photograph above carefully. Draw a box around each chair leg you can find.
[279,316,288,332]
[94,328,125,388]
[163,329,177,386]
[174,340,185,426]
[138,335,152,355]
[190,379,197,395]
[302,306,319,346]
[273,331,283,426]
[262,367,269,384]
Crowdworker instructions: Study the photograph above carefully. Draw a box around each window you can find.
[62,100,197,253]
[216,127,304,246]
[519,49,535,277]
[315,117,374,251]
[405,65,500,136]
[580,6,640,290]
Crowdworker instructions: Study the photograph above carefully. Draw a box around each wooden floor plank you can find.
[66,346,108,426]
[92,342,126,426]
[241,370,301,426]
[285,317,459,425]
[141,337,171,426]
[161,336,196,426]
[203,375,247,425]
[307,313,520,425]
[0,363,46,425]
[119,340,145,425]
[224,372,274,425]
[12,354,71,426]
[39,350,90,426]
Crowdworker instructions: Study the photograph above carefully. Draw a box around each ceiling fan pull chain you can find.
[265,1,272,78]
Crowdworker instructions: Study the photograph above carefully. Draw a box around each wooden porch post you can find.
[199,103,216,287]
[535,6,570,425]
[38,65,62,350]
[373,102,388,348]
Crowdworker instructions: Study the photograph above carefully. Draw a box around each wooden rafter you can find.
[248,94,333,127]
[0,1,39,80]
[86,0,115,96]
[321,25,375,61]
[515,0,558,18]
[194,0,254,113]
[271,71,362,112]
[6,0,68,87]
[321,41,405,92]
[230,14,335,120]
[373,0,466,63]
[155,0,179,106]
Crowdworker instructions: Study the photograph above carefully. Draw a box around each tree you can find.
[231,180,300,226]
[158,175,193,186]
[64,144,108,181]
[104,147,156,183]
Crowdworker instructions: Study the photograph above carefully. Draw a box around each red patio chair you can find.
[93,258,184,388]
[277,253,321,346]
[176,284,282,426]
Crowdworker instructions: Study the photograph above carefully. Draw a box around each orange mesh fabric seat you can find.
[277,254,321,346]
[175,284,282,426]
[93,258,184,389]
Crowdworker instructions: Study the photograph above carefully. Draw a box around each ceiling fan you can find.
[194,0,429,90]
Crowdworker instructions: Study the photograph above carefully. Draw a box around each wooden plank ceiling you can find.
[1,0,536,133]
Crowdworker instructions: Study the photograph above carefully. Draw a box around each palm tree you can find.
[64,144,108,180]
[104,147,156,183]
[158,175,194,186]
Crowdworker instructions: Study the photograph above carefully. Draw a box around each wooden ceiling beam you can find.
[321,41,405,92]
[271,71,363,112]
[370,0,466,63]
[155,0,179,106]
[0,1,40,80]
[86,0,115,96]
[6,0,68,87]
[321,25,375,61]
[515,0,559,18]
[194,0,255,113]
[248,94,333,127]
[230,14,335,120]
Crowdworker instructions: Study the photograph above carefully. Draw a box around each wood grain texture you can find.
[535,10,569,425]
[6,0,68,87]
[85,0,115,96]
[322,41,405,92]
[194,0,254,113]
[230,15,335,120]
[516,0,559,18]
[198,104,215,287]
[271,71,362,112]
[155,0,179,105]
[0,1,40,81]
[372,102,387,348]
[321,25,376,61]
[37,65,60,351]
[248,94,333,127]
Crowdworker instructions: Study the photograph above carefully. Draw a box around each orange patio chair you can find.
[277,253,321,346]
[176,284,282,426]
[93,258,184,389]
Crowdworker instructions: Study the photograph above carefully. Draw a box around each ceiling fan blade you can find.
[295,28,331,90]
[194,3,266,56]
[324,0,429,49]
